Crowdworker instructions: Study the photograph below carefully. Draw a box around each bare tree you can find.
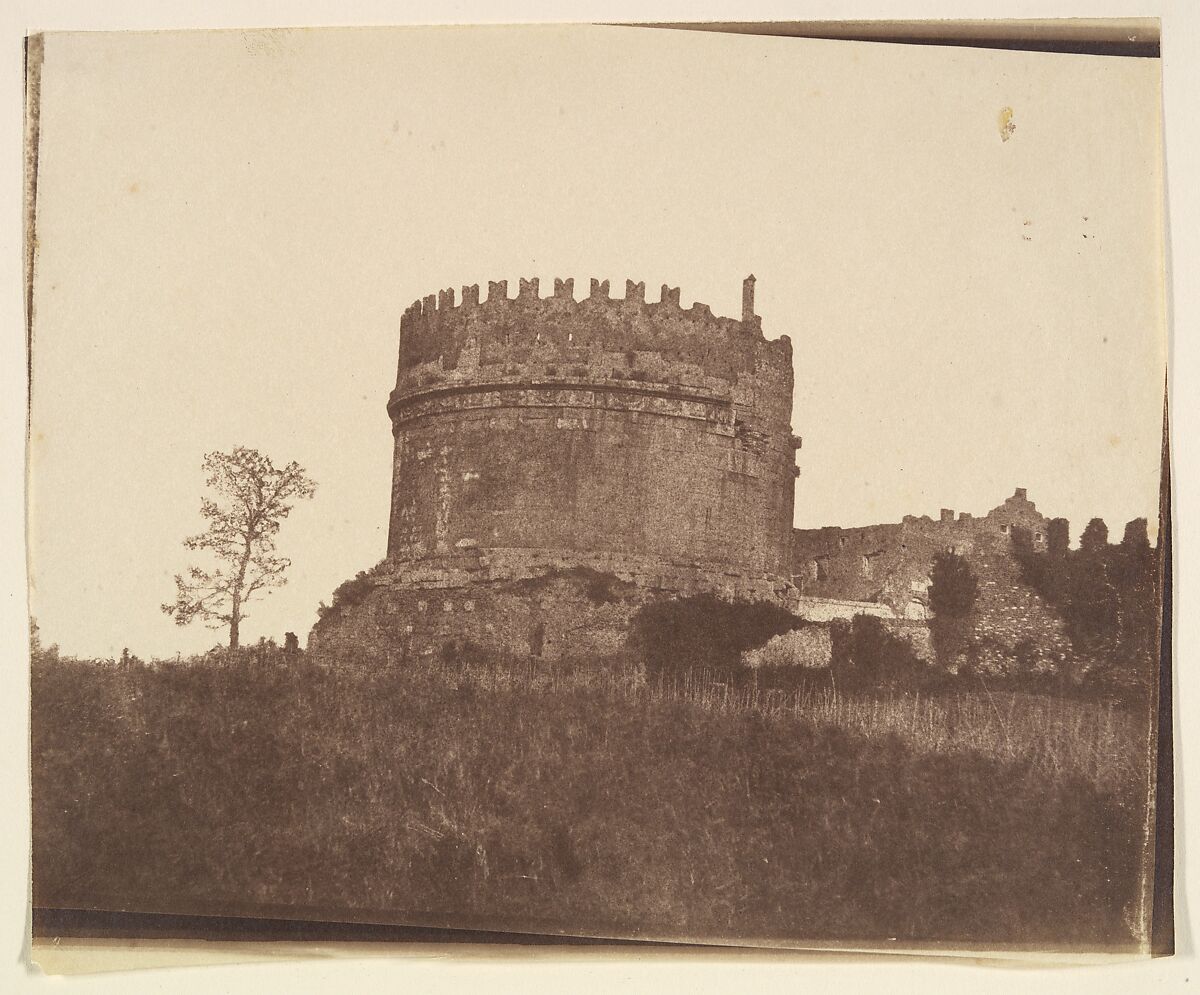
[162,447,316,649]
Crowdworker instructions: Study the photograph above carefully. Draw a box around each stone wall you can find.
[891,619,935,664]
[960,547,1075,676]
[739,616,933,670]
[309,550,810,663]
[792,488,1056,615]
[309,568,641,665]
[792,595,894,623]
[792,489,1077,675]
[308,550,943,684]
[386,276,798,579]
[743,627,833,669]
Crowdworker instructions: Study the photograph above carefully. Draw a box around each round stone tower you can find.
[310,275,800,662]
[386,275,797,579]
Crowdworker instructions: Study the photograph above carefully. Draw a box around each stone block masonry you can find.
[308,272,1069,677]
[310,276,815,662]
[792,488,1059,617]
[387,275,796,578]
[792,489,1077,675]
[965,547,1075,676]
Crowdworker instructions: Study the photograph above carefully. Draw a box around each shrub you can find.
[1047,517,1071,557]
[629,595,801,676]
[831,614,930,689]
[930,615,973,673]
[318,562,387,621]
[1079,517,1110,553]
[929,550,978,618]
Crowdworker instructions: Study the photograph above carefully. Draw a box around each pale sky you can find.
[28,25,1166,658]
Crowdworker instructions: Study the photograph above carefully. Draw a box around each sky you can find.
[27,24,1166,659]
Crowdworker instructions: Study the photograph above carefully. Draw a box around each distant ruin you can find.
[793,488,1061,615]
[792,489,1075,673]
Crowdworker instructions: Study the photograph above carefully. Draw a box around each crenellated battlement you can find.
[314,268,801,660]
[400,275,755,322]
[394,276,784,399]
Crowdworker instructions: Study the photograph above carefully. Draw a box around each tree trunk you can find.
[230,543,250,651]
[230,596,241,650]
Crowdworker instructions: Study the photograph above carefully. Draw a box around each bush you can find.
[831,614,931,689]
[318,562,387,621]
[1012,516,1160,685]
[929,550,979,618]
[629,595,801,676]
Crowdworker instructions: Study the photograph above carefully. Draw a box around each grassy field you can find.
[31,653,1154,948]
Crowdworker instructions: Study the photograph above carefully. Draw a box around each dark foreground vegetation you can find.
[32,647,1152,949]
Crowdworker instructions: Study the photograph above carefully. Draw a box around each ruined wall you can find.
[792,595,894,623]
[309,569,643,665]
[792,489,1055,615]
[308,549,808,662]
[792,489,1075,674]
[961,548,1075,676]
[740,618,932,669]
[890,619,936,664]
[743,627,833,669]
[386,276,798,578]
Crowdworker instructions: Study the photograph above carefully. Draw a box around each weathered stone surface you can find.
[308,548,830,661]
[891,620,936,664]
[963,547,1074,675]
[388,275,796,579]
[743,627,832,669]
[310,569,643,664]
[739,616,931,670]
[793,489,1073,674]
[311,276,819,661]
[792,488,1056,614]
[792,596,893,624]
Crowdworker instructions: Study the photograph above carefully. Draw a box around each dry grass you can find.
[31,651,1154,948]
[369,655,1148,797]
[664,675,1145,794]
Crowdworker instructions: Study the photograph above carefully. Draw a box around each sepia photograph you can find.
[24,18,1171,960]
